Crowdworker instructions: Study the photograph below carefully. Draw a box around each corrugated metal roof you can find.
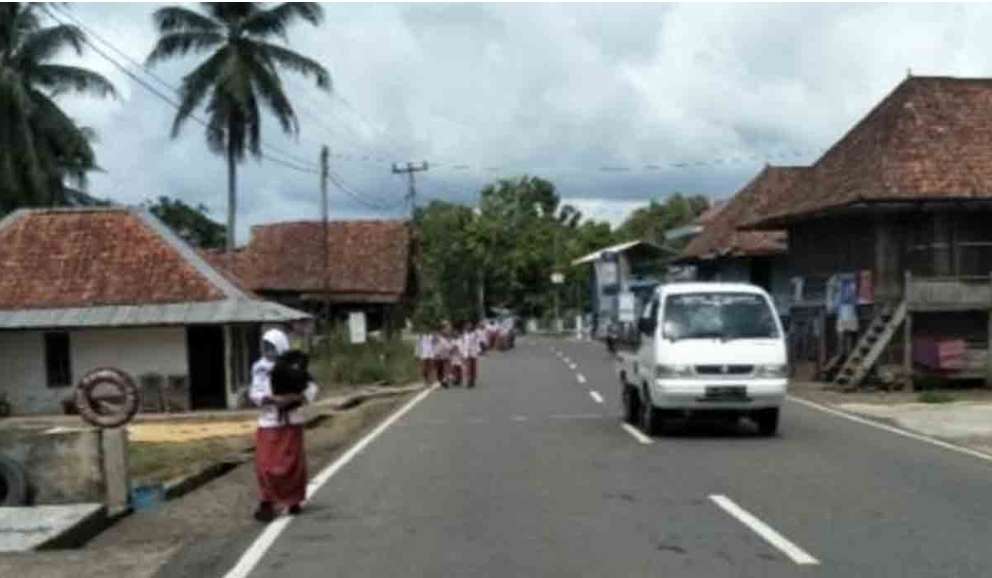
[0,299,310,330]
[572,240,671,266]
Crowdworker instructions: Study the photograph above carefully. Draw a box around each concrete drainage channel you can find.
[0,384,423,553]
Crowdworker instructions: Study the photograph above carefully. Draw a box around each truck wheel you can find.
[622,386,639,424]
[0,456,28,506]
[640,390,663,436]
[755,408,780,437]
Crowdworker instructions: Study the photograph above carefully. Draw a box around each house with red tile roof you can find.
[0,207,309,414]
[205,220,412,333]
[745,76,992,386]
[674,165,807,310]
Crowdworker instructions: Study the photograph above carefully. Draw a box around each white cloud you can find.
[36,3,992,244]
[568,198,648,228]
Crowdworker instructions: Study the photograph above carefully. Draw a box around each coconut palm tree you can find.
[147,3,330,252]
[0,3,117,214]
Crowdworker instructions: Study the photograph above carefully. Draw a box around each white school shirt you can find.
[416,334,436,360]
[433,336,450,360]
[249,358,319,428]
[462,332,482,358]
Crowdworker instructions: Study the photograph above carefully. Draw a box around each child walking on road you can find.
[416,326,437,386]
[448,322,465,386]
[434,321,454,389]
[249,329,318,522]
[461,321,482,388]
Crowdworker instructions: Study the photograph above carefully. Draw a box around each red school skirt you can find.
[255,425,307,507]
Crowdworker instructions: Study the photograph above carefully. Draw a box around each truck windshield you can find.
[662,292,779,341]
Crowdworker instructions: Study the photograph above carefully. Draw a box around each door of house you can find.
[187,325,227,410]
[750,257,773,291]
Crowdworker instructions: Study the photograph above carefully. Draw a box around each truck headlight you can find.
[754,364,788,378]
[655,364,694,378]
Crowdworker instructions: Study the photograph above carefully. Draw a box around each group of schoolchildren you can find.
[416,319,508,389]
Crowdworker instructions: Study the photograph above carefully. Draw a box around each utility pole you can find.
[320,146,331,352]
[393,161,429,328]
[392,161,429,218]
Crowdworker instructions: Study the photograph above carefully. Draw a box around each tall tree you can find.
[616,193,710,246]
[145,195,226,249]
[0,3,117,215]
[413,176,622,325]
[146,2,330,252]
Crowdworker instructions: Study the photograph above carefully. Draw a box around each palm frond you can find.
[170,46,230,137]
[257,41,330,90]
[152,6,221,34]
[14,23,84,63]
[242,3,323,40]
[146,31,225,66]
[204,3,258,26]
[245,56,297,134]
[31,64,117,98]
[0,4,40,55]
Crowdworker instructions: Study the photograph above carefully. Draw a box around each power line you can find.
[327,171,401,212]
[50,2,416,216]
[45,4,319,176]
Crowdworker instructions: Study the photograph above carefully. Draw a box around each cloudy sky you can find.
[46,2,992,244]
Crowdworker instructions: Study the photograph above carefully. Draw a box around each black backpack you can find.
[270,349,312,396]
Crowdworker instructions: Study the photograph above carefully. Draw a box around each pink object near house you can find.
[913,337,967,371]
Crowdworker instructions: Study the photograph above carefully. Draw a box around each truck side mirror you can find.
[638,317,656,335]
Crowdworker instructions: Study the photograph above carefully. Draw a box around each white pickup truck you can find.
[616,282,788,436]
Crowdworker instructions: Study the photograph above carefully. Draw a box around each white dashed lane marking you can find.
[621,423,654,445]
[710,495,820,566]
[589,390,603,404]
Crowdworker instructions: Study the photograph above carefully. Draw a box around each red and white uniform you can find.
[250,329,317,509]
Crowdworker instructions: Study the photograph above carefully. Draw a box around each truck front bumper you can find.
[650,378,787,411]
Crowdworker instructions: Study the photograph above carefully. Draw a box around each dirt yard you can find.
[0,393,415,578]
[789,379,992,406]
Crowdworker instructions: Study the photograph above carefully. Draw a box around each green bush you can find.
[310,326,419,386]
[917,391,955,404]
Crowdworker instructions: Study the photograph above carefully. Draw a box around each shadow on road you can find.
[654,417,772,440]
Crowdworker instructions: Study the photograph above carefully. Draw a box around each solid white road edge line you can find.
[788,395,992,465]
[589,390,604,404]
[621,423,654,445]
[222,385,436,578]
[710,494,819,565]
[576,373,587,384]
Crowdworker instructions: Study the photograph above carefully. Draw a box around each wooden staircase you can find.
[833,301,907,388]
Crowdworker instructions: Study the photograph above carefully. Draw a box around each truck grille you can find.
[695,364,754,376]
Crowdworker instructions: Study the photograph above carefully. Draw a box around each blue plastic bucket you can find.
[131,483,165,511]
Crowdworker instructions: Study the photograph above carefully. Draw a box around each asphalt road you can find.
[227,337,992,577]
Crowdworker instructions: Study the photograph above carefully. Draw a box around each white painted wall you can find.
[0,332,51,415]
[72,327,188,385]
[0,327,189,415]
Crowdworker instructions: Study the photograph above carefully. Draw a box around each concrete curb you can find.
[35,505,109,550]
[316,384,426,412]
